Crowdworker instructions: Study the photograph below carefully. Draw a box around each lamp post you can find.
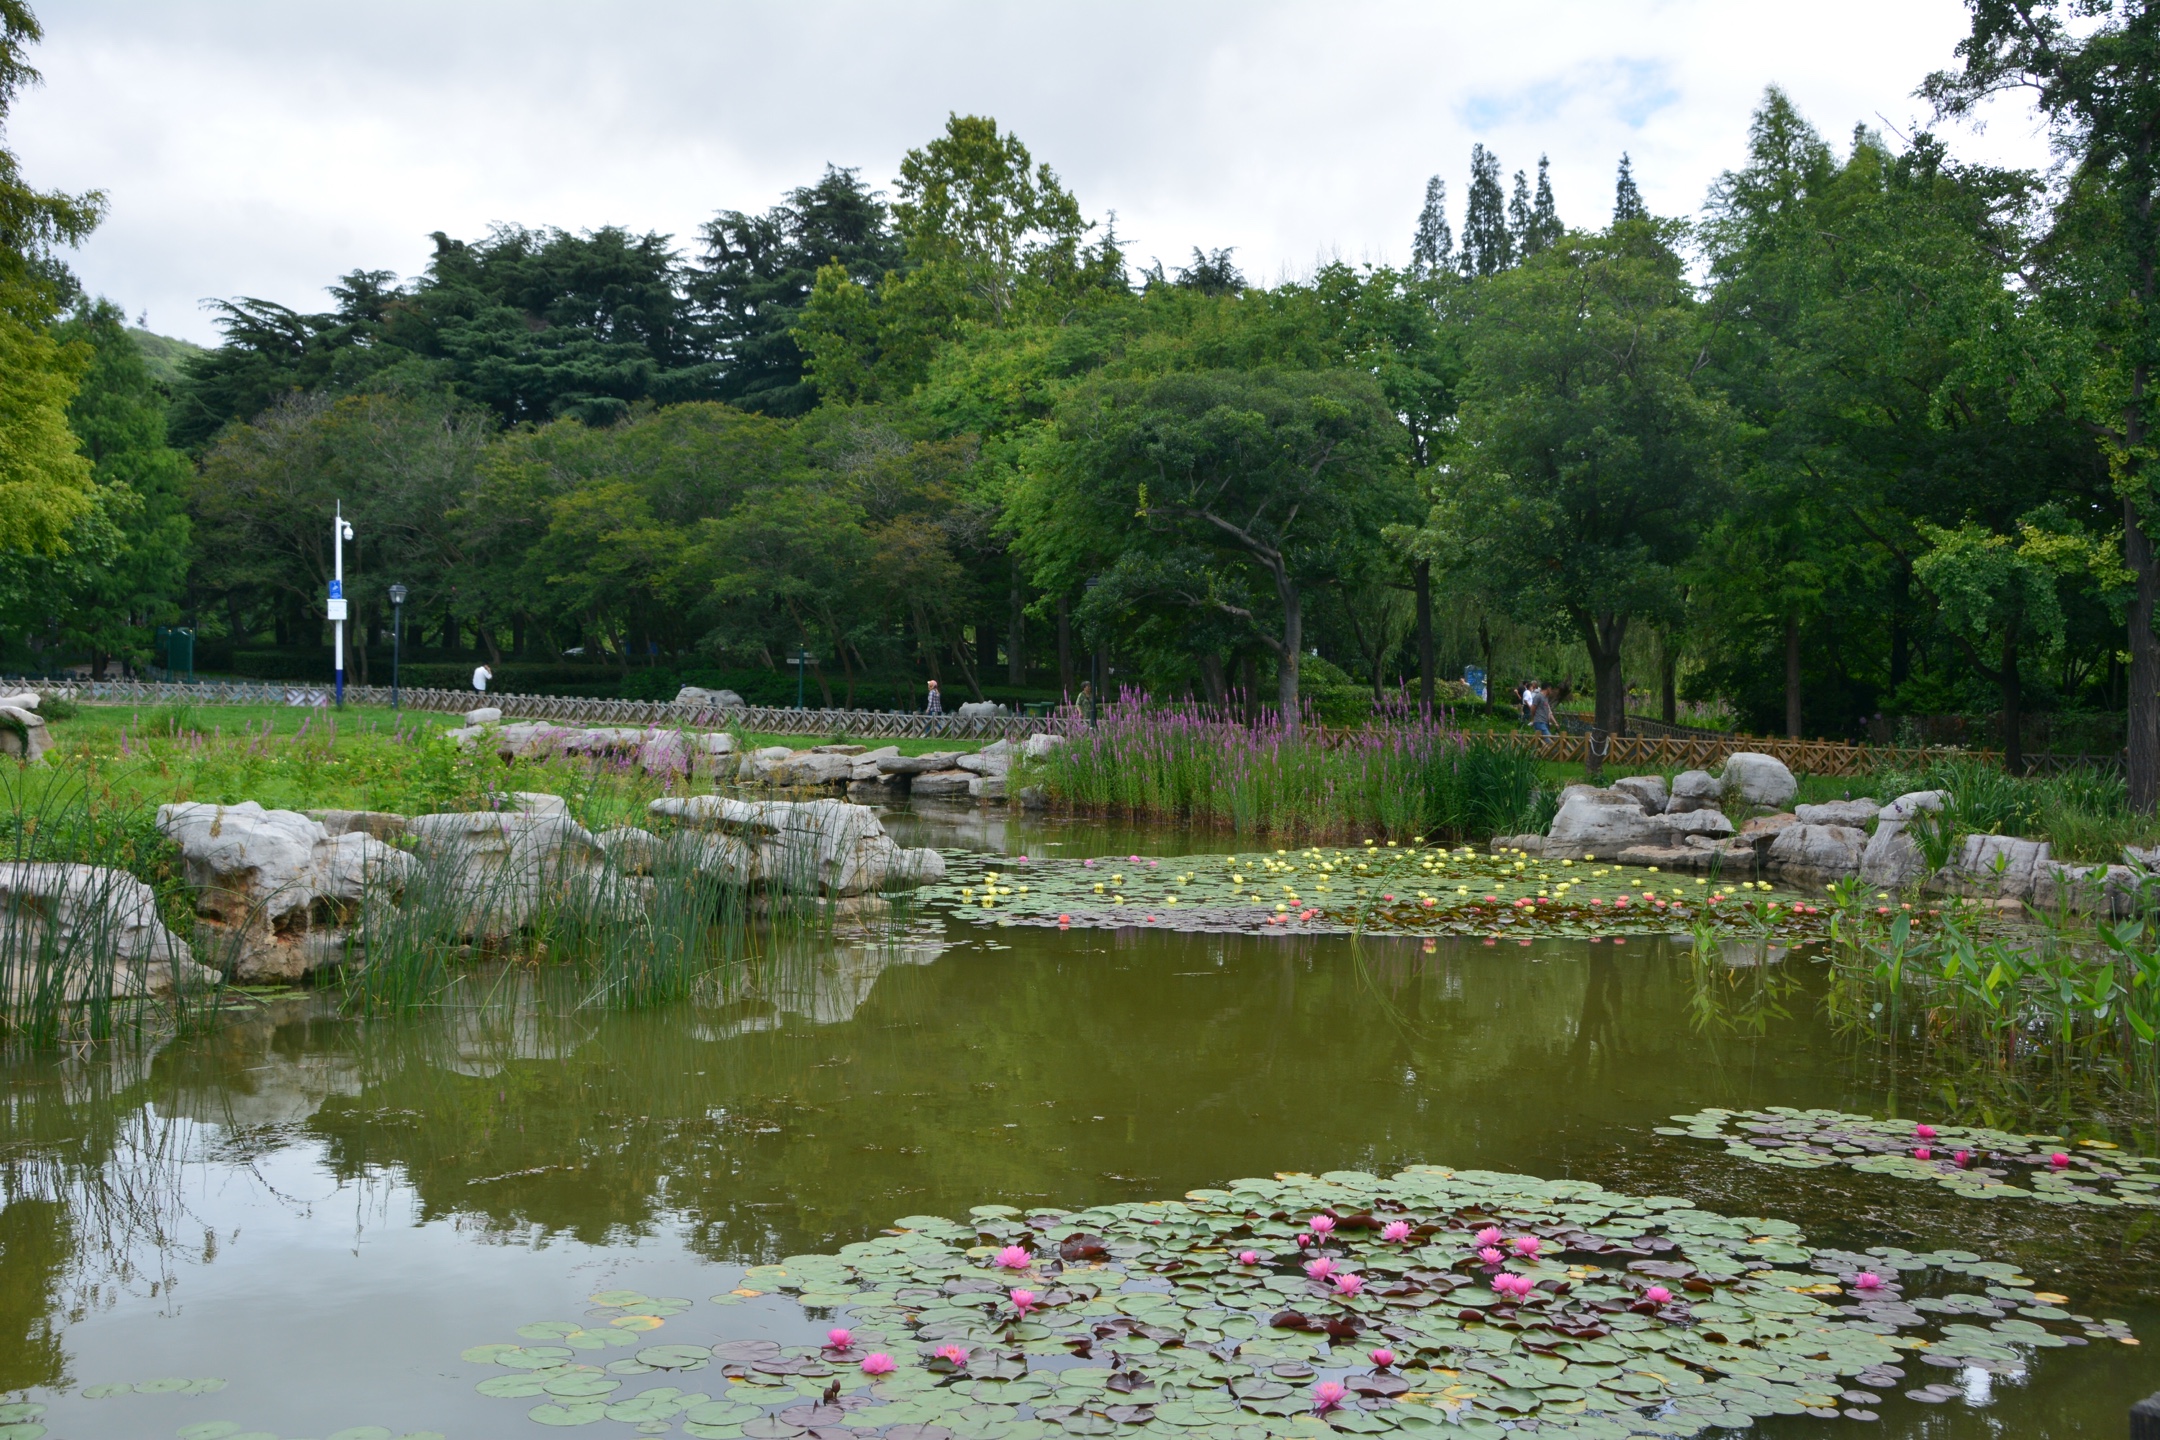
[789,648,815,709]
[329,502,354,708]
[388,583,407,709]
[1083,577,1103,727]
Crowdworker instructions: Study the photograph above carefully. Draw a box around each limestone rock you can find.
[1019,785,1049,810]
[1666,770,1723,815]
[155,801,415,981]
[1617,845,1706,870]
[1859,819,1929,889]
[956,701,1007,718]
[673,686,745,707]
[958,740,1017,776]
[911,770,975,799]
[1610,775,1668,814]
[878,751,963,777]
[1946,833,2051,901]
[0,691,38,709]
[646,796,945,894]
[463,706,503,726]
[1021,733,1067,760]
[1490,835,1547,855]
[847,775,909,801]
[494,791,568,819]
[0,862,214,999]
[1796,799,1881,828]
[1667,810,1735,839]
[594,826,660,875]
[1880,789,1949,822]
[311,809,408,841]
[1717,753,1798,809]
[404,811,608,941]
[0,705,50,763]
[1766,824,1867,883]
[1544,788,1673,860]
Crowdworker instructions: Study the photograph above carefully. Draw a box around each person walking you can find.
[1527,680,1556,737]
[472,663,493,693]
[925,678,943,715]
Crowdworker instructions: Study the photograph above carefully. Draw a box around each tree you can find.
[1459,145,1513,278]
[1514,156,1563,256]
[1434,226,1734,734]
[692,166,901,417]
[0,0,104,561]
[1923,0,2160,807]
[1411,176,1453,276]
[1913,519,2067,773]
[1614,153,1647,222]
[1023,368,1410,735]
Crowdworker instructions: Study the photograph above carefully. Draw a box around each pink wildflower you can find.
[994,1245,1031,1270]
[1380,1221,1412,1243]
[1312,1381,1347,1415]
[861,1353,896,1376]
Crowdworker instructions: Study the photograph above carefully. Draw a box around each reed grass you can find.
[1037,694,1555,841]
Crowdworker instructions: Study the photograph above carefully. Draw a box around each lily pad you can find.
[530,1400,610,1426]
[639,1344,715,1369]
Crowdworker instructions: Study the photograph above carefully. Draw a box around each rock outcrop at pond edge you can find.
[0,691,50,763]
[0,862,214,998]
[646,796,944,894]
[1505,758,2154,915]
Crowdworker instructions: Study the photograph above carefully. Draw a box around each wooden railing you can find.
[1,677,1055,742]
[1487,729,1990,778]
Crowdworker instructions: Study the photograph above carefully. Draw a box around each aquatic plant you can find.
[443,1166,2140,1435]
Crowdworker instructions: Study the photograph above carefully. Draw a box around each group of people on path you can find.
[1518,679,1557,736]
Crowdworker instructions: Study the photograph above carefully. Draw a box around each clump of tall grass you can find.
[1869,755,2159,864]
[1038,693,1554,841]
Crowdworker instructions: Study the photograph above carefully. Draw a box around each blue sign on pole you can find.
[1463,665,1487,702]
[327,579,343,599]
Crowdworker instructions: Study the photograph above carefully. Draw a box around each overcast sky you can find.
[17,1,2053,346]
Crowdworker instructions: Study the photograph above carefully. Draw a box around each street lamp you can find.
[788,647,816,709]
[388,583,408,709]
[329,503,355,708]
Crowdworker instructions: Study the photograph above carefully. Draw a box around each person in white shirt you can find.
[472,664,493,693]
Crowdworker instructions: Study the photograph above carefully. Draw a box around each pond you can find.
[0,810,2151,1440]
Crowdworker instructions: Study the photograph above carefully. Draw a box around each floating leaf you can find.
[638,1344,714,1370]
[327,1429,398,1440]
[176,1425,237,1440]
[529,1400,609,1426]
[136,1379,194,1394]
[82,1385,133,1399]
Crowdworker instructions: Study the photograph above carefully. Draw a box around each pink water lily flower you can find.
[1473,1226,1504,1247]
[1309,1214,1337,1236]
[1491,1273,1534,1300]
[1914,1146,1932,1161]
[1010,1289,1038,1315]
[1644,1286,1672,1305]
[1369,1348,1397,1369]
[1333,1273,1365,1296]
[1916,1123,1938,1139]
[1295,1232,1313,1249]
[1853,1272,1884,1291]
[1477,1246,1504,1265]
[935,1344,969,1367]
[861,1353,896,1376]
[1380,1221,1412,1243]
[826,1328,854,1350]
[1512,1236,1541,1257]
[1238,1250,1262,1266]
[1304,1257,1336,1280]
[1954,1149,1971,1167]
[1311,1381,1347,1415]
[994,1245,1031,1270]
[2050,1152,2071,1168]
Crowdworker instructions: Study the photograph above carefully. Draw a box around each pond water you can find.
[0,810,2152,1439]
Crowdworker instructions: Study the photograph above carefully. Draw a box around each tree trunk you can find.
[952,631,986,701]
[1056,594,1073,699]
[2129,497,2159,812]
[1784,613,1802,739]
[1890,561,1911,688]
[1008,557,1026,686]
[1478,616,1494,714]
[1197,652,1227,706]
[512,614,527,658]
[2000,624,2024,777]
[1578,611,1628,735]
[1414,560,1434,712]
[1659,630,1676,726]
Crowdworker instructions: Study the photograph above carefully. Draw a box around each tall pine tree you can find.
[1507,169,1534,254]
[1411,176,1453,276]
[1613,153,1648,222]
[1459,145,1513,278]
[1523,155,1562,254]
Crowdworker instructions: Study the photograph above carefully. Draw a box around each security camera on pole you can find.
[329,503,354,708]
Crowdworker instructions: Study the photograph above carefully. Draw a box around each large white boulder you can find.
[956,701,1007,718]
[848,746,902,780]
[1767,824,1867,884]
[646,796,944,894]
[1610,775,1668,814]
[0,705,50,763]
[958,739,1017,776]
[673,686,745,708]
[1796,799,1881,828]
[0,691,38,709]
[1666,770,1723,815]
[1543,788,1673,860]
[463,706,503,726]
[1021,732,1067,761]
[1945,833,2051,901]
[1718,752,1798,809]
[911,770,976,799]
[403,810,609,941]
[0,862,215,998]
[1666,809,1735,839]
[157,801,415,981]
[877,752,964,777]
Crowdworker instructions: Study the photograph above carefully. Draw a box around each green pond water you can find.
[0,808,2152,1439]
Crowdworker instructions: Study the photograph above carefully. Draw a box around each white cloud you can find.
[17,0,2053,343]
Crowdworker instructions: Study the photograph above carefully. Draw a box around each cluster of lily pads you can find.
[919,846,1828,942]
[1660,1107,2160,1211]
[456,1166,2127,1436]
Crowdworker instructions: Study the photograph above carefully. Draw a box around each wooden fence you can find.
[0,677,1054,742]
[1488,729,1990,778]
